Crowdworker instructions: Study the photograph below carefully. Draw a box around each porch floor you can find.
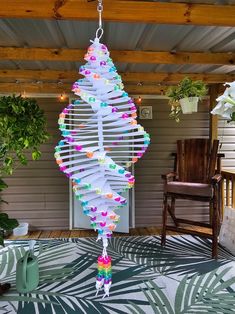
[7,226,211,240]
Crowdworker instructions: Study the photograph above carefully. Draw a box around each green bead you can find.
[84,184,91,189]
[89,97,96,102]
[109,164,116,169]
[76,194,84,200]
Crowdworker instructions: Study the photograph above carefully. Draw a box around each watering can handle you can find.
[22,251,30,289]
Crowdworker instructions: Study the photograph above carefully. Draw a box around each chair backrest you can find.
[176,138,219,183]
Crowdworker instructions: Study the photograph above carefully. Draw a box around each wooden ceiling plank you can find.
[0,47,234,66]
[0,1,235,26]
[0,82,166,95]
[0,69,234,83]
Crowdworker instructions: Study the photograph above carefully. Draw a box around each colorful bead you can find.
[75,145,82,151]
[101,102,108,107]
[109,164,116,169]
[118,169,125,174]
[112,107,118,113]
[86,152,94,158]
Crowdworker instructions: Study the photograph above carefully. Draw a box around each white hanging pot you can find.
[179,97,199,114]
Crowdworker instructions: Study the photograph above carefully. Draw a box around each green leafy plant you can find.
[169,104,182,123]
[0,95,49,246]
[0,213,18,246]
[166,77,208,122]
[0,95,49,176]
[166,77,208,102]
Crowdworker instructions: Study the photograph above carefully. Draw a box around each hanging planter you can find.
[179,96,199,114]
[166,77,207,121]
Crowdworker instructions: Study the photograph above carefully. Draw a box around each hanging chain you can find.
[96,0,104,40]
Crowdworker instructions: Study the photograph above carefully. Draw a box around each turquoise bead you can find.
[118,169,125,174]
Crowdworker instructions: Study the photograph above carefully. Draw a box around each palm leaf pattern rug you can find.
[1,235,235,314]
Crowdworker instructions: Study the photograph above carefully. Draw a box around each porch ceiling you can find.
[0,0,234,94]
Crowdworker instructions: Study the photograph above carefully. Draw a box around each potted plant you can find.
[166,77,208,114]
[0,95,49,242]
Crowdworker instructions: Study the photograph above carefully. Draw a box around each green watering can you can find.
[16,240,39,293]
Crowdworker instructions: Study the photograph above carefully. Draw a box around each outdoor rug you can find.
[1,235,235,314]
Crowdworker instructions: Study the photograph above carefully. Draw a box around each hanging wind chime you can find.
[55,0,150,297]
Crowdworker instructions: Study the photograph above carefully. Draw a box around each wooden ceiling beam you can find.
[0,82,167,95]
[1,1,235,27]
[0,47,234,65]
[0,69,234,83]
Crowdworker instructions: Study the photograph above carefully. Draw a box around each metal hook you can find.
[95,0,103,40]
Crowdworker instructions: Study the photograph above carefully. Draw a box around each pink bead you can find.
[122,113,129,119]
[137,152,143,157]
[115,197,121,202]
[75,145,82,151]
[100,222,106,227]
[60,166,66,171]
[102,212,108,216]
[90,56,96,61]
[67,137,74,142]
[98,256,103,262]
[131,106,136,111]
[85,70,91,75]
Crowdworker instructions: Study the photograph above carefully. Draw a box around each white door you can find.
[69,97,134,233]
[72,188,132,233]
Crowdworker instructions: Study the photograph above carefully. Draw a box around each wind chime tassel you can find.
[96,255,112,297]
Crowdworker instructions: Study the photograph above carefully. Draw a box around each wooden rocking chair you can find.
[161,138,224,258]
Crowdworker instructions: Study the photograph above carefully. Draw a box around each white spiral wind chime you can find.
[54,0,150,297]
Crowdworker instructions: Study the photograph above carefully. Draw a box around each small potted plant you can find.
[166,77,208,114]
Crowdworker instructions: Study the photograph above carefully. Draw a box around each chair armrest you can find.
[162,172,177,181]
[211,174,222,185]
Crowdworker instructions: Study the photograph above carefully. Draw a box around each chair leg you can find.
[212,194,219,259]
[161,193,168,246]
[168,197,179,227]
